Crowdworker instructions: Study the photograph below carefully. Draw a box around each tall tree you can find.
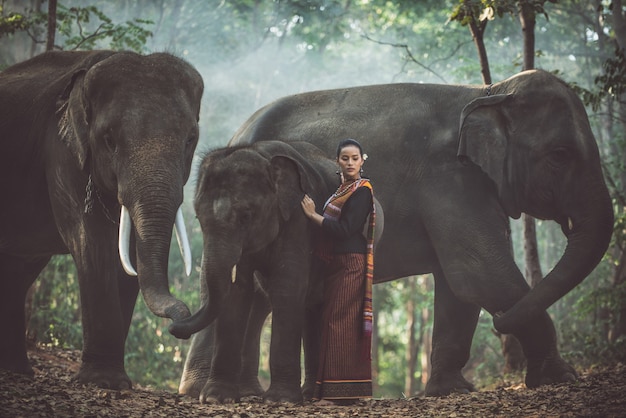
[450,0,530,374]
[605,0,626,345]
[403,278,417,395]
[46,0,56,50]
[518,0,551,292]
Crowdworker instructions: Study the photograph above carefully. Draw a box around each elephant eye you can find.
[103,133,117,154]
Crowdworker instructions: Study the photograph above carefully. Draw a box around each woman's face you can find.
[337,145,364,181]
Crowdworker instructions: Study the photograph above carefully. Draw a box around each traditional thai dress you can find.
[313,178,376,401]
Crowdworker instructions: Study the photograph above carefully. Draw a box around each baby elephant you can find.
[170,140,382,403]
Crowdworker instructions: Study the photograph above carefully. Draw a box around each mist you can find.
[8,1,508,152]
[1,1,597,157]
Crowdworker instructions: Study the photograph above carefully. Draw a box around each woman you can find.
[301,138,376,405]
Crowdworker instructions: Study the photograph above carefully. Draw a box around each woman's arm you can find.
[321,187,372,239]
[301,194,325,226]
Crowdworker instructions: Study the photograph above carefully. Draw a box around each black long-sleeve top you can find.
[321,186,373,254]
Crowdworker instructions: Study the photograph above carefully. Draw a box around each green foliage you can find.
[51,5,153,51]
[449,0,558,25]
[450,0,517,27]
[468,311,505,389]
[125,298,189,390]
[0,6,29,37]
[573,47,626,112]
[374,276,434,397]
[29,256,82,349]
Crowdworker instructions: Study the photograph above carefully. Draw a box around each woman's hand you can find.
[301,194,316,218]
[301,194,323,226]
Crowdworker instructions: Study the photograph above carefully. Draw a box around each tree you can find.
[517,0,555,291]
[0,3,29,37]
[46,0,56,50]
[602,0,626,347]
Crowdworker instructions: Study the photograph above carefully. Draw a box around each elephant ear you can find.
[270,155,314,221]
[457,93,520,218]
[58,69,91,170]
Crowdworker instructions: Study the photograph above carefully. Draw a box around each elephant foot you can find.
[199,381,239,404]
[424,370,476,397]
[179,370,211,398]
[0,353,34,376]
[75,363,132,390]
[179,376,207,399]
[239,377,264,398]
[525,355,578,389]
[301,379,316,401]
[263,383,303,404]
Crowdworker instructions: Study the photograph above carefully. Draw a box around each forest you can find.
[1,0,625,402]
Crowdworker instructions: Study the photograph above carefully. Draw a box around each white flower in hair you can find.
[363,153,368,161]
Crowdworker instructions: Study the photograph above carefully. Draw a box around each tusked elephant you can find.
[171,69,614,398]
[0,50,203,389]
[169,140,383,403]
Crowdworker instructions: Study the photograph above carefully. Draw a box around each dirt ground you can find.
[1,345,624,417]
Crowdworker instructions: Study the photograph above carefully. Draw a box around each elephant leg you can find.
[263,282,307,403]
[302,298,322,400]
[0,254,50,375]
[239,285,272,398]
[200,277,253,403]
[73,244,135,389]
[179,323,215,398]
[302,261,324,400]
[117,271,139,342]
[511,312,577,388]
[425,267,479,396]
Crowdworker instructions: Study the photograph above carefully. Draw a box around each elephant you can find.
[171,69,614,398]
[0,50,203,389]
[169,140,383,403]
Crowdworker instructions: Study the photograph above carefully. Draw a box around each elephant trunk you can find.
[124,199,192,322]
[494,187,614,334]
[119,206,192,277]
[169,243,240,339]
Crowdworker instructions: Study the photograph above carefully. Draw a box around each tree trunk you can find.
[419,295,431,389]
[610,249,626,343]
[612,0,626,51]
[608,0,626,346]
[46,0,56,51]
[371,284,381,394]
[495,0,542,373]
[519,0,536,71]
[468,18,491,84]
[404,277,418,397]
[419,275,432,390]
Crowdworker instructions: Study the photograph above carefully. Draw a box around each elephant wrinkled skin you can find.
[177,69,613,398]
[0,50,203,389]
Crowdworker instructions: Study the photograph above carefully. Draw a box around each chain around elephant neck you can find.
[486,84,493,96]
[84,176,94,214]
[84,174,118,224]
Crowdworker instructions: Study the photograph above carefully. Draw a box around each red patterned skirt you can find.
[313,253,372,400]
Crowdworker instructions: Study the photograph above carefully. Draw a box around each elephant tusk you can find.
[175,207,193,277]
[568,217,574,232]
[119,206,138,276]
[231,265,237,283]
